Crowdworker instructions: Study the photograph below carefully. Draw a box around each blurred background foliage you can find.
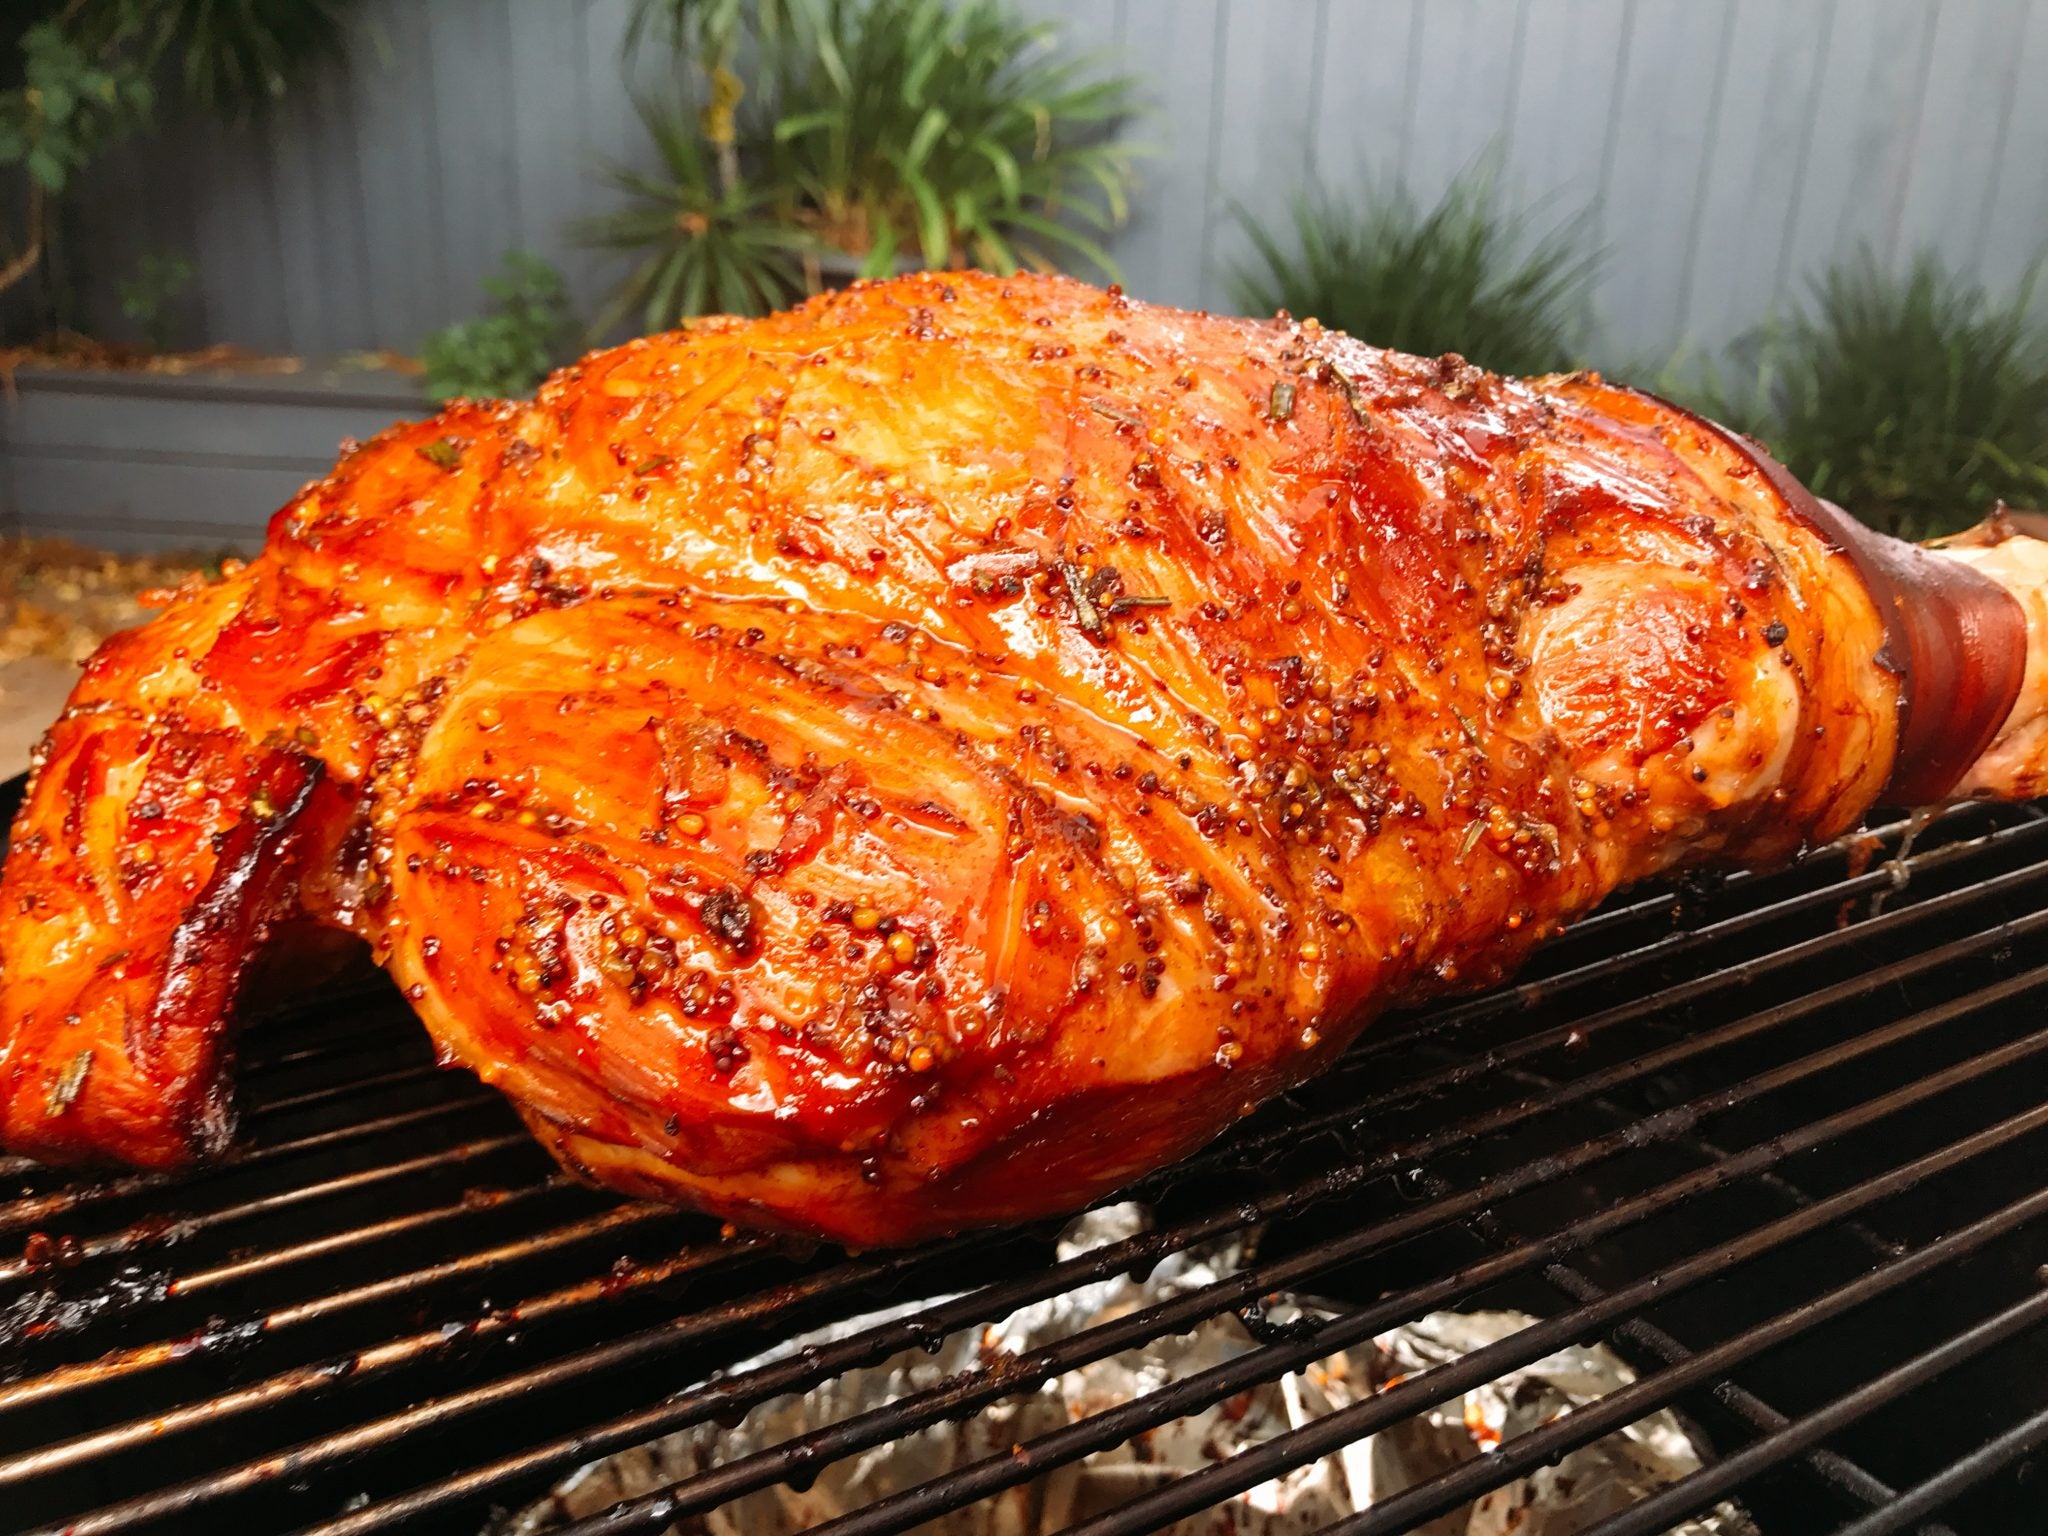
[419,252,576,405]
[1226,169,1598,379]
[1662,255,2048,539]
[572,0,1140,336]
[1,0,359,308]
[0,0,2043,534]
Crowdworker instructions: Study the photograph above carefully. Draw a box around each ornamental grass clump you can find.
[1689,253,2048,539]
[1227,169,1598,377]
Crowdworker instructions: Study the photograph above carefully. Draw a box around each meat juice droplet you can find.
[711,1399,749,1430]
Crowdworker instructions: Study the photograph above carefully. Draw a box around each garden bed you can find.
[0,362,421,553]
[0,537,217,776]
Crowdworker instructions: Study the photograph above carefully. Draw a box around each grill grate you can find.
[3,783,2047,1536]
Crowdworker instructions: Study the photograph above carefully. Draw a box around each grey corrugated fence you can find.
[30,0,2048,365]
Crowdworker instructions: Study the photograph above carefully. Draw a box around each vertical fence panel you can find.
[1108,0,1226,309]
[12,0,2048,364]
[424,0,525,327]
[1679,0,1836,356]
[346,0,454,352]
[1309,0,1424,196]
[1978,0,2048,303]
[62,128,161,345]
[508,0,604,318]
[1399,0,1534,202]
[1204,0,1334,309]
[1501,0,1633,217]
[1777,0,1943,291]
[184,118,292,353]
[263,87,344,356]
[1594,0,1739,360]
[1892,0,2028,267]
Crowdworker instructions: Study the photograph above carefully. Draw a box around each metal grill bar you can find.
[1326,810,2045,1066]
[0,999,431,1180]
[1316,1174,2048,1534]
[1,1227,780,1485]
[1832,1402,2048,1536]
[1577,1287,2048,1536]
[48,856,2048,1536]
[172,1175,576,1294]
[0,1098,507,1237]
[0,1131,531,1287]
[8,805,2004,1303]
[289,894,2048,1535]
[16,855,2006,1337]
[0,1015,425,1175]
[241,1061,444,1119]
[7,800,2046,1536]
[1498,803,1977,957]
[1198,885,2048,1181]
[1056,1108,2048,1536]
[1543,1288,1944,1535]
[20,1239,977,1536]
[555,1094,2048,1536]
[236,1013,419,1071]
[791,1003,2048,1536]
[0,1192,678,1416]
[1407,1150,1936,1534]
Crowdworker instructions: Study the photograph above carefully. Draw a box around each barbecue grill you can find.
[4,768,2046,1536]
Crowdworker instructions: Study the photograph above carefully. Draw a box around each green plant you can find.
[419,252,576,403]
[768,0,1138,277]
[115,248,194,349]
[623,0,810,201]
[1,0,359,311]
[1228,170,1598,377]
[63,0,359,116]
[574,103,812,332]
[582,0,1141,331]
[0,20,154,297]
[624,0,810,63]
[1676,253,2048,539]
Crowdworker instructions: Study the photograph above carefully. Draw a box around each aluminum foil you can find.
[499,1205,1756,1535]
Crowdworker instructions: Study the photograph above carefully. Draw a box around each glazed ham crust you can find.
[0,272,2031,1245]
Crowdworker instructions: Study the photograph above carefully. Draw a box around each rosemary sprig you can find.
[417,437,464,471]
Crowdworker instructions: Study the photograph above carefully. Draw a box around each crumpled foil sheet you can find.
[499,1206,1757,1536]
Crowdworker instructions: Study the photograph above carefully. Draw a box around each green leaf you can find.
[25,144,67,192]
[898,164,948,267]
[852,208,895,278]
[1656,249,2048,537]
[772,109,837,142]
[904,104,949,170]
[971,221,1019,275]
[1000,209,1118,280]
[649,248,690,328]
[1224,172,1596,378]
[968,136,1022,205]
[419,251,576,401]
[680,253,710,320]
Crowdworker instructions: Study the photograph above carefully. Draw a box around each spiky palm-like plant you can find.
[1228,171,1598,377]
[1682,253,2048,539]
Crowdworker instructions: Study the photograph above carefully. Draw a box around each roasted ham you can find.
[0,272,2040,1245]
